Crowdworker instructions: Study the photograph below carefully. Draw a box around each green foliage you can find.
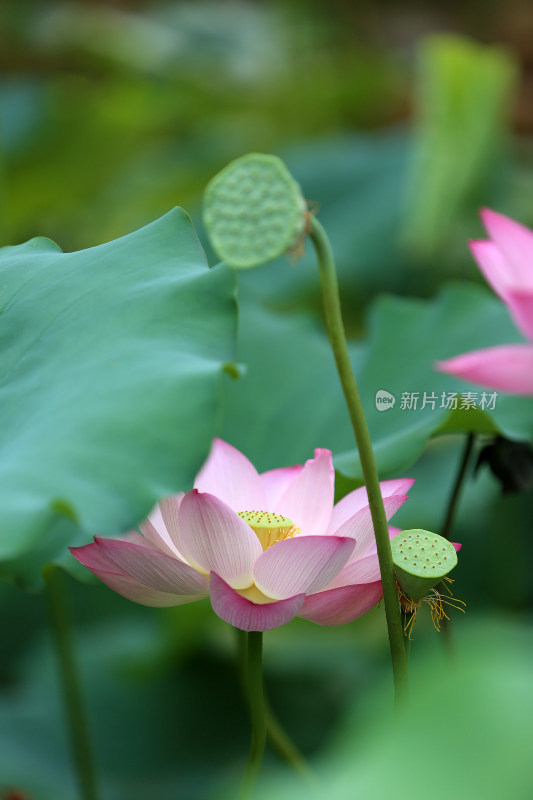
[0,3,405,253]
[226,132,413,313]
[254,621,533,800]
[403,35,517,257]
[1,9,532,798]
[0,209,237,585]
[220,285,350,469]
[336,282,533,479]
[0,574,379,800]
[220,282,533,480]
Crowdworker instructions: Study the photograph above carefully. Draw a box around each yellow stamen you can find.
[397,576,466,640]
[237,510,299,551]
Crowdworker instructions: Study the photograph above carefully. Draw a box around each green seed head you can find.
[391,529,458,601]
[203,153,306,269]
[237,510,292,529]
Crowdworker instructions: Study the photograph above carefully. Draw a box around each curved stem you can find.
[235,629,311,779]
[309,216,408,705]
[263,697,314,784]
[239,632,267,800]
[43,565,99,800]
[441,434,475,541]
[439,433,475,650]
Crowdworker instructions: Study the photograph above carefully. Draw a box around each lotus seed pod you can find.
[237,510,296,551]
[203,153,306,269]
[392,529,458,602]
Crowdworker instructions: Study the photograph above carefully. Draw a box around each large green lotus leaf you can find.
[0,209,236,575]
[221,282,533,481]
[220,285,354,470]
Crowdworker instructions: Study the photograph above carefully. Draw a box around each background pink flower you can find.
[71,439,413,631]
[436,208,533,395]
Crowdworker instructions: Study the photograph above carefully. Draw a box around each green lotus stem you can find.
[239,631,267,799]
[237,627,248,688]
[263,697,314,785]
[439,433,475,649]
[43,565,99,800]
[235,629,311,780]
[441,433,475,541]
[309,216,409,704]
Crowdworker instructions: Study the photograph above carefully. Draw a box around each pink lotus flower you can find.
[436,208,533,395]
[70,440,412,632]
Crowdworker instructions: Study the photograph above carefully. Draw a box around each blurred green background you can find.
[1,1,533,798]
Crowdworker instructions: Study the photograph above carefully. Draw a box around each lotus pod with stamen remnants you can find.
[392,529,457,602]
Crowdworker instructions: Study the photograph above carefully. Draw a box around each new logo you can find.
[375,389,396,411]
